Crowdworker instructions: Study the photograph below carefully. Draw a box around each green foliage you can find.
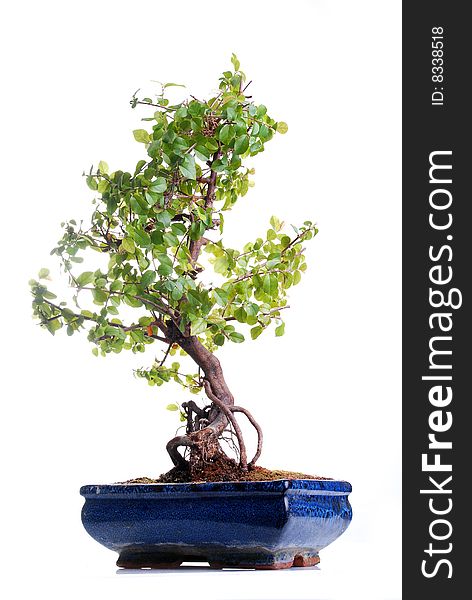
[30,56,318,403]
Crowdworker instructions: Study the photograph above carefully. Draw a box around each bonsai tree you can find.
[30,55,317,481]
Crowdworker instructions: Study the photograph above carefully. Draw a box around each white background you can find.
[0,1,401,599]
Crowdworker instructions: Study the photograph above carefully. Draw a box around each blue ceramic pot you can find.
[80,479,352,569]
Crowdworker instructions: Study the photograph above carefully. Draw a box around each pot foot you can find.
[293,553,320,567]
[117,551,182,569]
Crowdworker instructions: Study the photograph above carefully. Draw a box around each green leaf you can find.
[256,104,267,118]
[76,271,94,287]
[166,403,179,411]
[179,154,196,180]
[276,122,288,134]
[231,53,240,71]
[171,222,187,236]
[234,135,249,155]
[134,159,147,175]
[280,235,291,248]
[110,280,123,292]
[214,333,225,346]
[149,177,167,193]
[229,331,245,343]
[133,229,151,248]
[205,138,219,152]
[263,274,278,296]
[139,316,154,326]
[293,270,302,285]
[250,325,263,340]
[158,263,173,276]
[207,315,226,326]
[259,125,270,142]
[275,322,285,337]
[245,302,259,317]
[124,284,139,296]
[130,195,149,215]
[191,317,207,335]
[92,288,108,304]
[250,140,262,154]
[38,268,50,279]
[46,317,62,334]
[156,210,172,227]
[145,190,160,207]
[97,181,109,196]
[133,129,151,143]
[140,270,156,288]
[124,295,143,308]
[163,232,179,247]
[234,307,247,323]
[213,288,229,307]
[157,253,173,267]
[86,176,98,190]
[218,124,234,145]
[195,145,211,160]
[121,237,136,253]
[214,255,229,274]
[98,160,109,174]
[266,257,281,269]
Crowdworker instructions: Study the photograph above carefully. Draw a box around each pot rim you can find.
[80,478,352,499]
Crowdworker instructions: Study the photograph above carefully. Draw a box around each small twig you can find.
[159,343,172,367]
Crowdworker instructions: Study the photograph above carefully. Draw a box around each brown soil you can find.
[119,456,331,484]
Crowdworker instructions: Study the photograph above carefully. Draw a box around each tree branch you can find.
[188,149,221,265]
[42,299,170,343]
[224,305,290,322]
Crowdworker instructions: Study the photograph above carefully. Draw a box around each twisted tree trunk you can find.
[165,332,234,467]
[163,326,262,475]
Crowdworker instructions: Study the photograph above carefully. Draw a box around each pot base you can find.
[116,548,320,570]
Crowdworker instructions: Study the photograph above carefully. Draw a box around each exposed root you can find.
[166,427,221,469]
[203,380,248,471]
[166,394,264,476]
[230,405,263,467]
[166,434,193,468]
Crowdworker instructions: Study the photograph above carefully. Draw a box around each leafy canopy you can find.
[30,55,317,396]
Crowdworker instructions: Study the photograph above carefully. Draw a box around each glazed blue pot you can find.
[80,479,352,569]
